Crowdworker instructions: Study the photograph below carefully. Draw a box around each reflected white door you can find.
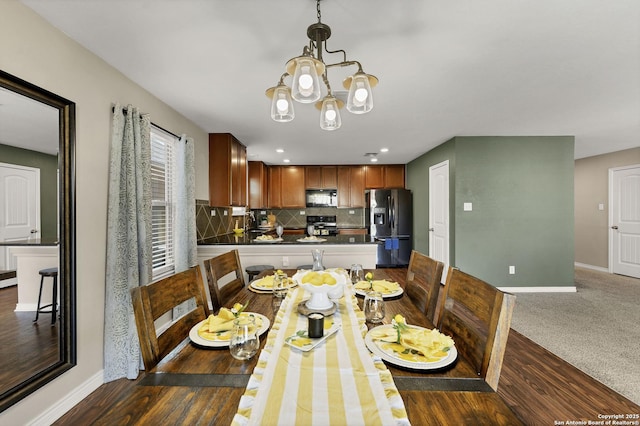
[0,163,40,270]
[609,164,640,278]
[429,160,449,273]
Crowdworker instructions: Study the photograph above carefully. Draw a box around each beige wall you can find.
[0,1,208,423]
[574,147,640,268]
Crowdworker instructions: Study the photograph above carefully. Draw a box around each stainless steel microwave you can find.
[305,189,338,207]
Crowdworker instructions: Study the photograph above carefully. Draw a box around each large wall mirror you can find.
[0,70,76,411]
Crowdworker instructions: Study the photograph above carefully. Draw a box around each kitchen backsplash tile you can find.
[196,201,366,241]
[252,207,365,229]
[196,200,248,242]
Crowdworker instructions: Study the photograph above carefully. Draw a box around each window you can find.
[150,126,178,280]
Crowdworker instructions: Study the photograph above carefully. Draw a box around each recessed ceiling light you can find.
[276,148,284,153]
[380,148,389,153]
[370,157,378,163]
[283,158,290,163]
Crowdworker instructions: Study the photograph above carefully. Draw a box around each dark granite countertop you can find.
[0,238,59,246]
[198,233,376,245]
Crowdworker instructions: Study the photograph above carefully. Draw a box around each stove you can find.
[306,215,338,236]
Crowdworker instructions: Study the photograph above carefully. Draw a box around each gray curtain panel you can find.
[104,104,152,381]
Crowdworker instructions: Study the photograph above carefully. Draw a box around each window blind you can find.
[150,126,177,280]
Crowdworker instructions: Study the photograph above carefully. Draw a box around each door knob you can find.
[611,226,619,230]
[428,228,435,232]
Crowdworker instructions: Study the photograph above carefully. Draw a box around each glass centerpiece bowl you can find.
[293,270,346,310]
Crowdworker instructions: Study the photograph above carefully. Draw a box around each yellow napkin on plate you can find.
[354,279,400,294]
[370,321,454,362]
[256,275,275,288]
[198,309,263,341]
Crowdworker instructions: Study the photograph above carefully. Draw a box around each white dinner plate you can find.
[189,313,270,348]
[296,237,327,243]
[250,276,297,291]
[353,282,404,299]
[364,324,457,370]
[253,237,283,243]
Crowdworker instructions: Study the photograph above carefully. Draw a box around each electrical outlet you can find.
[282,256,289,267]
[509,265,516,275]
[210,210,216,217]
[349,210,355,215]
[223,210,228,216]
[300,211,306,215]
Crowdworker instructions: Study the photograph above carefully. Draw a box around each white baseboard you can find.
[574,262,609,273]
[27,370,104,426]
[498,286,577,293]
[15,303,38,312]
[1,278,17,288]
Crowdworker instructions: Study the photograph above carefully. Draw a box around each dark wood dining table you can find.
[95,268,523,425]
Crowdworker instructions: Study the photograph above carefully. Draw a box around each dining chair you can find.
[131,265,210,371]
[405,250,444,323]
[435,267,516,391]
[202,249,246,313]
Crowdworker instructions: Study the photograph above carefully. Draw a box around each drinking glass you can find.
[276,223,284,238]
[363,291,385,323]
[311,249,325,271]
[307,224,315,237]
[349,264,364,284]
[229,316,260,360]
[273,271,289,298]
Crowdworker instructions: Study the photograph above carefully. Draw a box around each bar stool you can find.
[296,265,313,270]
[34,267,58,325]
[245,264,274,281]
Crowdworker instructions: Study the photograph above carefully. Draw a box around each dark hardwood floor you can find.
[0,285,59,393]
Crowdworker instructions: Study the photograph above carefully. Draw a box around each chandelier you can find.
[265,0,378,131]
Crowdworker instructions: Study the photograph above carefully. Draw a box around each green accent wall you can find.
[0,143,58,239]
[407,136,575,288]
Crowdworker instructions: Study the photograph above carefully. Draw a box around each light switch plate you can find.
[463,202,473,211]
[598,203,605,211]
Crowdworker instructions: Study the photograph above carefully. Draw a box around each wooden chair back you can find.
[435,267,516,391]
[131,266,210,371]
[202,249,246,313]
[405,250,444,323]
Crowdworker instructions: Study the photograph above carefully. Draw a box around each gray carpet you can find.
[510,267,640,404]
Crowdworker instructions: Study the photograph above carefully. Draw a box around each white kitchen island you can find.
[197,234,377,283]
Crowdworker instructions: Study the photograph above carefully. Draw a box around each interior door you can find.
[429,160,449,271]
[0,163,40,270]
[609,164,640,278]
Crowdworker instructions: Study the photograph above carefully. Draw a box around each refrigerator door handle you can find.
[390,196,395,230]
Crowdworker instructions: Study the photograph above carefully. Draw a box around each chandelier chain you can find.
[317,0,322,23]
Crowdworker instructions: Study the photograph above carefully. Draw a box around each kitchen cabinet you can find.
[305,166,337,189]
[209,133,247,206]
[337,166,365,208]
[365,165,405,189]
[248,161,269,208]
[383,164,405,188]
[269,166,305,208]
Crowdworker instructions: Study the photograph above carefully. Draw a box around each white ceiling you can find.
[22,0,640,165]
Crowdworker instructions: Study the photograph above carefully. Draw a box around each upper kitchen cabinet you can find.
[365,164,405,189]
[209,133,247,207]
[269,165,306,208]
[337,166,365,208]
[248,161,269,209]
[305,166,337,189]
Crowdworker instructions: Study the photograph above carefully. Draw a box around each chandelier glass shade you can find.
[265,0,377,131]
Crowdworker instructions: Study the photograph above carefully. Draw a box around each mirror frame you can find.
[0,70,76,412]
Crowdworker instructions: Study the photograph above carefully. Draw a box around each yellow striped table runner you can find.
[232,285,410,425]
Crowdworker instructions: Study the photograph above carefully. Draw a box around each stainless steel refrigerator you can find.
[367,189,413,267]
